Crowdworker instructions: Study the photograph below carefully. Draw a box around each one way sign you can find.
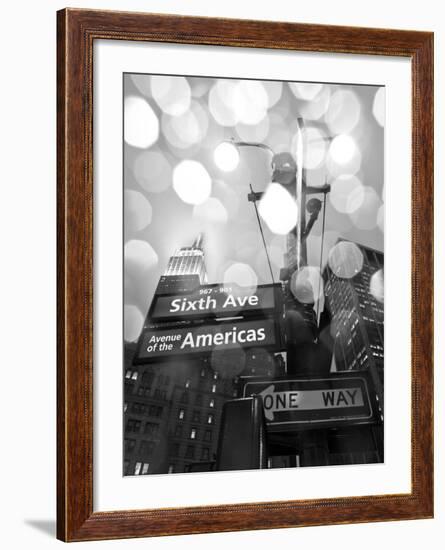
[244,376,374,431]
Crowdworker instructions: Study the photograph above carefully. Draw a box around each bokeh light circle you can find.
[124,190,152,233]
[258,183,298,235]
[210,344,246,379]
[328,134,358,165]
[370,269,384,303]
[289,82,323,100]
[172,160,212,205]
[223,262,258,297]
[349,187,382,230]
[161,100,208,149]
[233,81,268,125]
[208,81,239,126]
[124,240,159,272]
[214,142,240,172]
[290,266,324,304]
[124,96,159,149]
[133,151,172,193]
[124,305,144,342]
[325,90,361,134]
[151,75,191,116]
[328,241,364,279]
[373,87,385,127]
[193,198,228,224]
[329,175,365,214]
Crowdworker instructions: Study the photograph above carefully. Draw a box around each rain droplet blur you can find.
[328,241,364,279]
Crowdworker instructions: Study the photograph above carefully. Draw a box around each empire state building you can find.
[156,234,207,295]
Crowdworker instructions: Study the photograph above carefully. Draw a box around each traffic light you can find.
[216,395,267,471]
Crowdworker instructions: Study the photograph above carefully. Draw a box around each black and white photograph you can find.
[123,73,385,476]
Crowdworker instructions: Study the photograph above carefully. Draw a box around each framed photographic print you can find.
[57,8,434,542]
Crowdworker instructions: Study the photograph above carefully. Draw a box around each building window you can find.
[124,438,136,453]
[139,440,156,457]
[131,371,138,380]
[192,410,201,422]
[209,399,215,408]
[175,425,183,437]
[200,368,206,378]
[124,402,128,413]
[201,448,210,461]
[144,422,159,437]
[134,462,142,475]
[204,429,212,442]
[168,464,175,474]
[185,379,191,388]
[125,369,132,379]
[141,463,149,475]
[195,394,203,406]
[178,409,185,420]
[190,428,197,440]
[149,405,163,417]
[207,414,214,425]
[213,373,218,380]
[126,419,141,433]
[211,384,216,393]
[180,391,189,403]
[185,446,195,459]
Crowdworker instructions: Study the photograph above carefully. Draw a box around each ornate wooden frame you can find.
[57,8,434,542]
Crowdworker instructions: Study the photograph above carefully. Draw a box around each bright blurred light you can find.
[373,87,385,127]
[223,262,258,297]
[151,76,191,116]
[208,81,239,126]
[258,183,298,235]
[124,190,152,233]
[328,134,357,165]
[173,160,212,205]
[325,90,361,134]
[299,86,331,121]
[124,305,144,342]
[124,96,159,149]
[328,241,364,279]
[289,82,323,100]
[162,100,208,149]
[263,81,283,108]
[214,142,240,172]
[233,81,268,125]
[370,269,384,302]
[133,150,172,193]
[349,187,382,230]
[292,126,327,170]
[290,266,324,304]
[329,175,365,214]
[124,240,158,272]
[193,198,228,224]
[236,115,270,143]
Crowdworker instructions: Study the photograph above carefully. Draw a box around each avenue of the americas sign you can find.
[244,376,374,431]
[149,283,280,321]
[134,318,281,363]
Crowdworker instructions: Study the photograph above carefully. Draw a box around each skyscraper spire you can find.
[192,233,204,249]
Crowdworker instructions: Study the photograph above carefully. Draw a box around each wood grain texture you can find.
[57,8,434,542]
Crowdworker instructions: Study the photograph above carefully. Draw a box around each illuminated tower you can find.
[323,241,384,409]
[156,234,207,295]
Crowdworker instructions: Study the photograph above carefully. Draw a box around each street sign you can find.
[134,318,282,363]
[149,283,281,321]
[244,376,374,430]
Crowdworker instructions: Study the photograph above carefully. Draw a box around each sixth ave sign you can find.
[244,376,374,431]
